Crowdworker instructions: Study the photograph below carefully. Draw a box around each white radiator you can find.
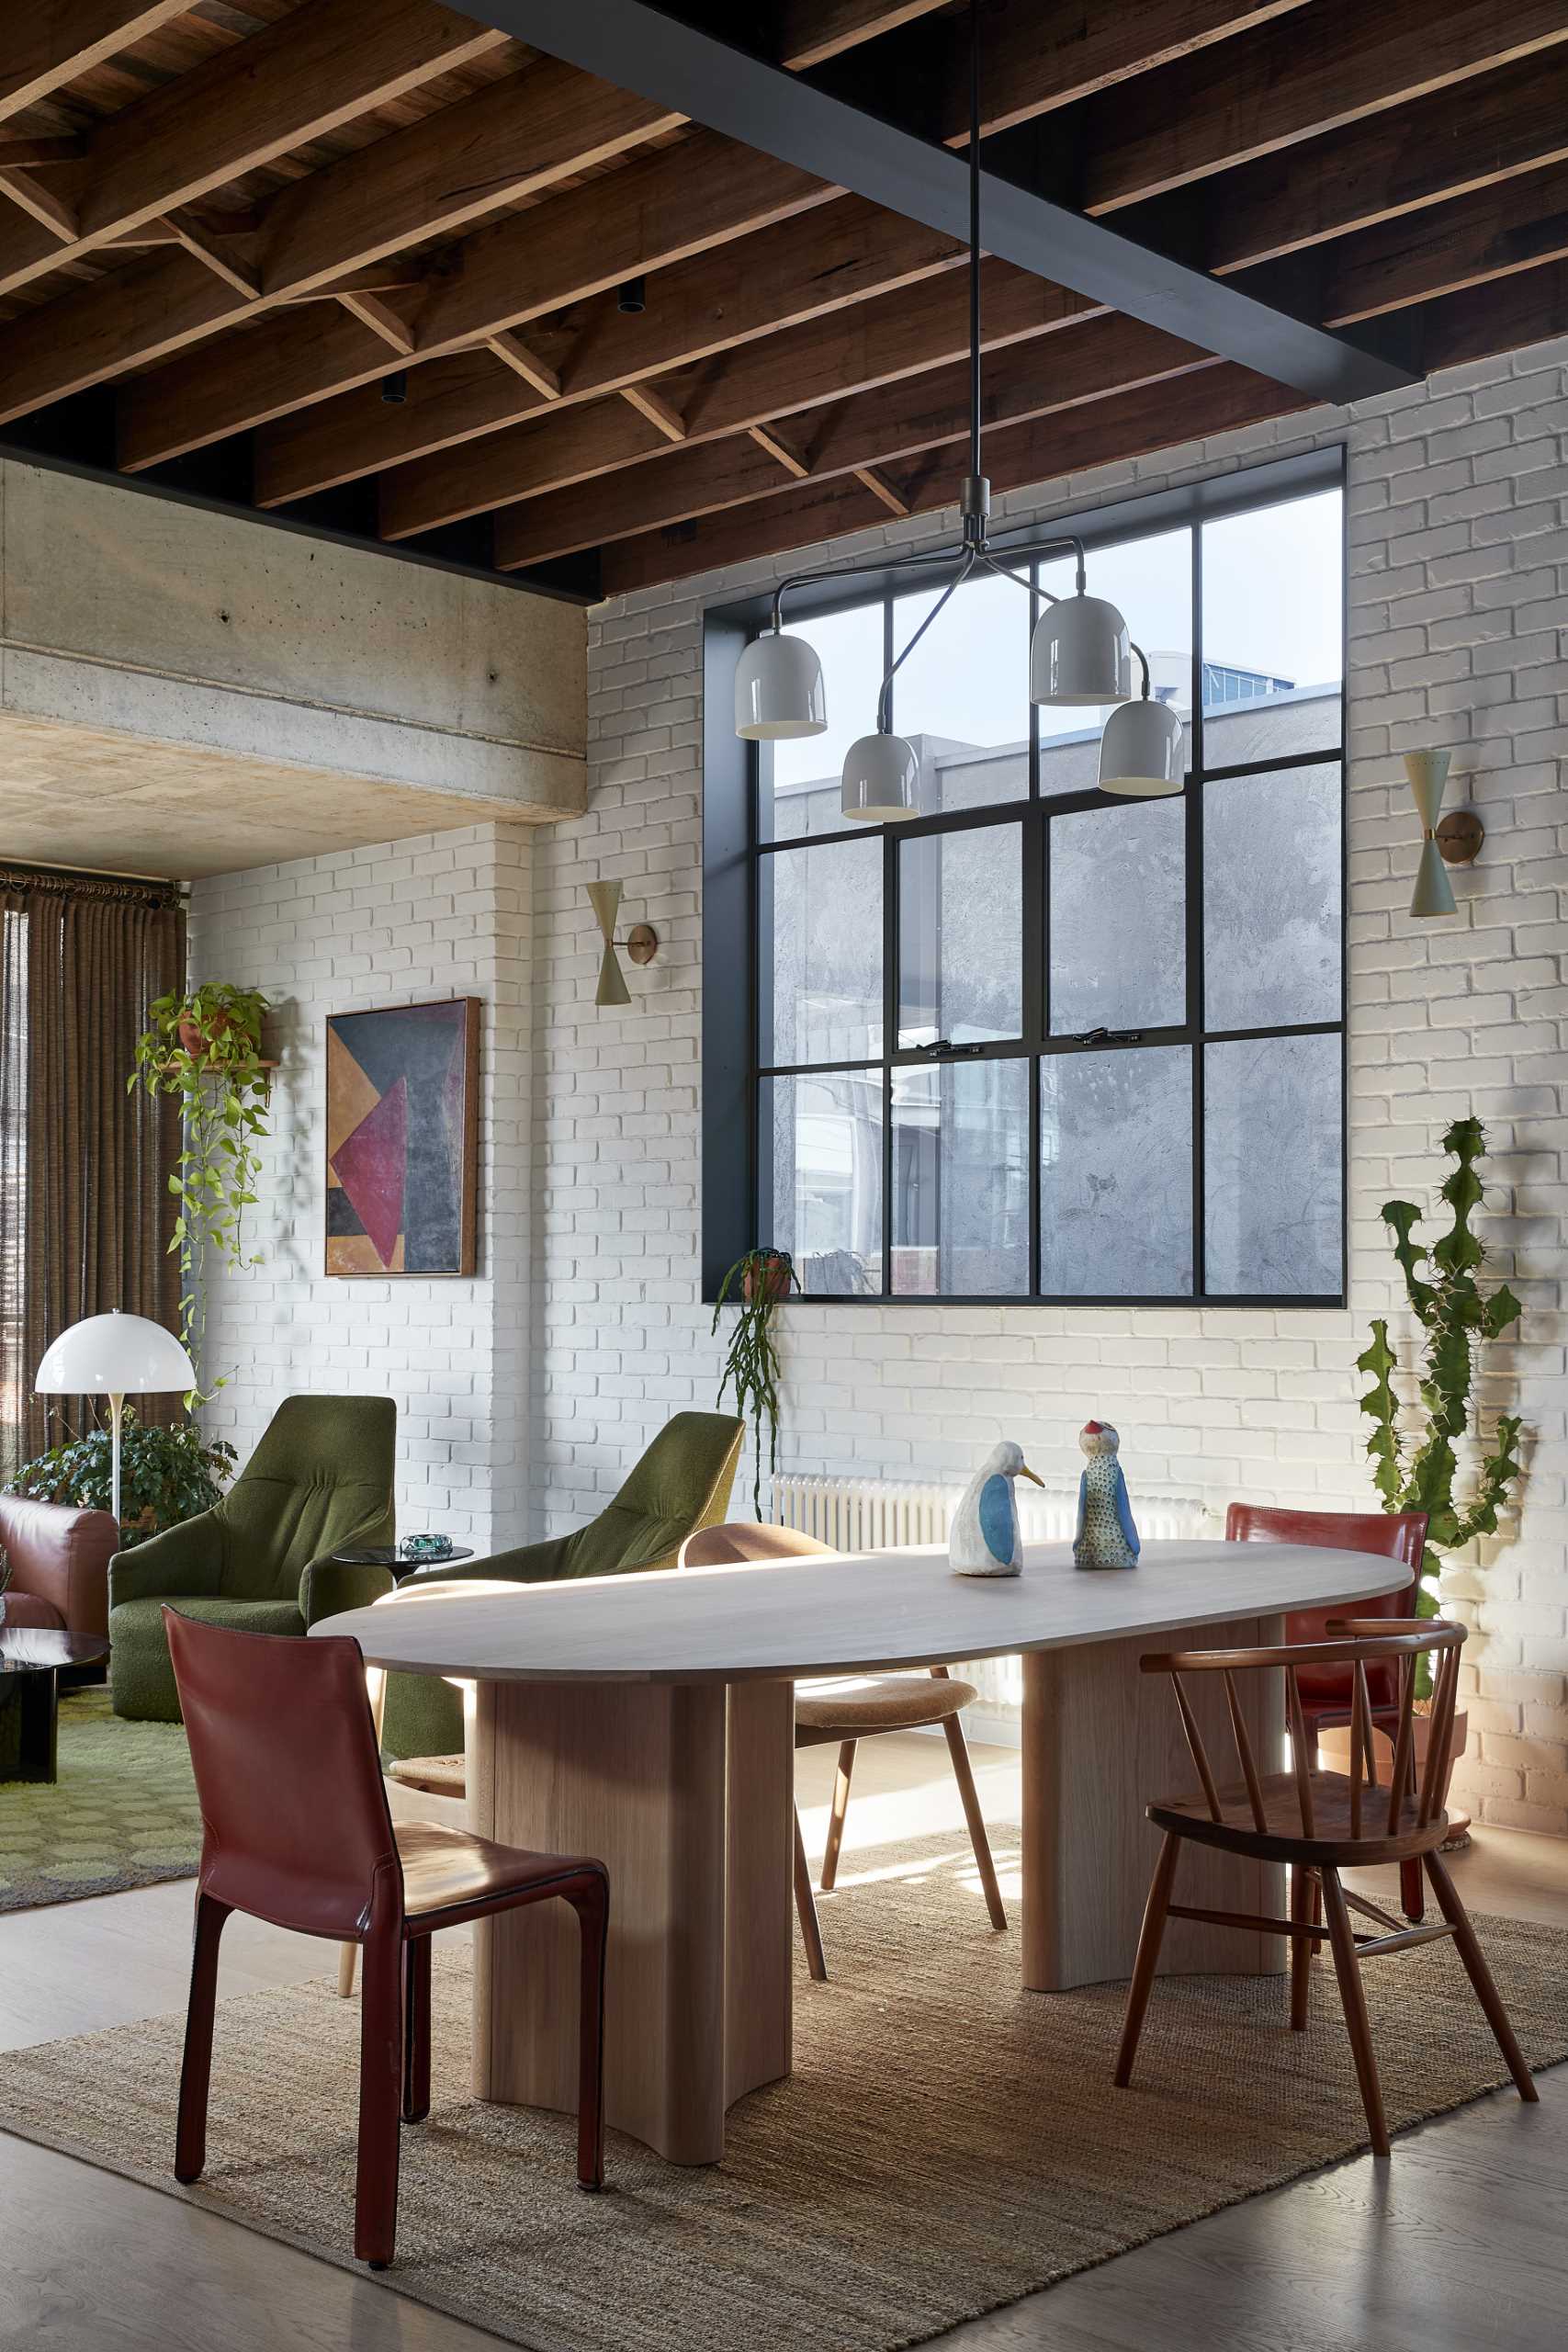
[773,1473,1208,1738]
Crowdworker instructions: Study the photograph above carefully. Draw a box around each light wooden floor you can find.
[1,1734,1563,2351]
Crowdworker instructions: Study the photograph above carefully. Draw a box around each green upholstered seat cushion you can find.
[379,1411,744,1762]
[108,1595,308,1722]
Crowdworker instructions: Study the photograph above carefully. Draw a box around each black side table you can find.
[330,1544,476,1584]
[0,1628,112,1783]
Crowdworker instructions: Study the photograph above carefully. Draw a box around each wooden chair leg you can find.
[175,1893,231,2184]
[1320,1867,1390,2159]
[793,1808,828,1982]
[569,1871,610,2189]
[1114,1831,1180,2088]
[1290,1864,1319,2031]
[819,1741,856,1891]
[337,1941,358,1999]
[401,1934,432,2125]
[1399,1856,1425,1924]
[1423,1851,1539,2104]
[355,1920,404,2268]
[942,1710,1008,1931]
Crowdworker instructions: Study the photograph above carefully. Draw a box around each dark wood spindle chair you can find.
[164,1608,610,2268]
[1115,1617,1537,2156]
[1225,1504,1431,1921]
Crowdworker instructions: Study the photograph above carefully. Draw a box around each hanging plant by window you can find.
[130,982,273,1401]
[713,1248,798,1518]
[1357,1116,1524,1690]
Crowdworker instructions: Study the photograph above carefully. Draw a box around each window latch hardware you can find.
[1075,1026,1144,1046]
[928,1038,986,1057]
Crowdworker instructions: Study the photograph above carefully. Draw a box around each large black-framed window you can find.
[702,448,1348,1307]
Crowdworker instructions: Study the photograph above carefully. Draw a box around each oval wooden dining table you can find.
[315,1538,1411,2164]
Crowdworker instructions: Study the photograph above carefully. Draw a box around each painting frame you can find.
[324,996,479,1279]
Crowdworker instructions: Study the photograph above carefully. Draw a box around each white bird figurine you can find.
[1073,1420,1140,1569]
[950,1440,1043,1577]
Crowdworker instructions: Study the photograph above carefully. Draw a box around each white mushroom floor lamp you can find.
[34,1311,197,1532]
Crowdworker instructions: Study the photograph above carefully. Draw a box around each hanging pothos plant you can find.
[1357,1116,1524,1692]
[130,982,273,1402]
[713,1248,799,1518]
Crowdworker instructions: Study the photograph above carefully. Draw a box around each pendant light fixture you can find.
[732,0,1182,809]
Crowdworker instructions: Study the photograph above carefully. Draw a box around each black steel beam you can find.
[449,0,1419,403]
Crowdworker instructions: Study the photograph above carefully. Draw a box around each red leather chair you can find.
[1225,1504,1429,1918]
[164,1609,609,2267]
[0,1495,117,1666]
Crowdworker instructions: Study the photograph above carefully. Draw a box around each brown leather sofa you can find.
[0,1494,118,1668]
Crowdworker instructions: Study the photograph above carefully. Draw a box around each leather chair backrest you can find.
[1224,1503,1427,1715]
[0,1493,118,1636]
[218,1395,397,1600]
[165,1608,398,1938]
[681,1521,834,1567]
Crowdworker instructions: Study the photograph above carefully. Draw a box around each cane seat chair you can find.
[679,1521,1007,1981]
[164,1609,609,2268]
[1114,1616,1537,2156]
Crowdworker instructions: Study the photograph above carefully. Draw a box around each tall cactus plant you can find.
[1357,1117,1524,1673]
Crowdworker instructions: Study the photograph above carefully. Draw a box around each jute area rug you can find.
[0,1686,199,1914]
[0,1828,1563,2352]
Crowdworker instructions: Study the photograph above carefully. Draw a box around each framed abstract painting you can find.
[324,998,479,1276]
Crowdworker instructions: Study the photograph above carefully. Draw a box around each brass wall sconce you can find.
[1404,752,1483,918]
[586,879,658,1006]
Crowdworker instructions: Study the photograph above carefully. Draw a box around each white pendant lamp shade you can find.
[1098,695,1185,797]
[734,630,827,740]
[35,1311,195,1398]
[1405,750,1458,919]
[1030,592,1133,706]
[841,731,919,821]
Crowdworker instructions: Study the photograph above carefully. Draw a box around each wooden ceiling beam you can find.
[0,4,190,126]
[1190,51,1568,274]
[370,256,1089,535]
[491,312,1215,569]
[1082,0,1568,213]
[0,3,513,303]
[777,2,950,72]
[593,363,1312,595]
[123,174,912,475]
[1318,159,1568,324]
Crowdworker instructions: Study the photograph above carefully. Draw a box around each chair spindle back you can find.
[1144,1620,1465,1846]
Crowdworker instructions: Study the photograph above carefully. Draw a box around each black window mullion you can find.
[881,615,897,1297]
[1188,517,1207,1303]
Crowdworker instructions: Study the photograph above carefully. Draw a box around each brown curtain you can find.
[0,867,186,1482]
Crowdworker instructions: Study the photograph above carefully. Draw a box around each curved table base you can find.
[468,1677,795,2165]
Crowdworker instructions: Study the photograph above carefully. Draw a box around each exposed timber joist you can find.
[0,4,190,126]
[594,363,1314,594]
[442,0,1417,400]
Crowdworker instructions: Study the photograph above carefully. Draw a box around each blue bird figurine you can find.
[950,1440,1044,1577]
[1073,1420,1140,1569]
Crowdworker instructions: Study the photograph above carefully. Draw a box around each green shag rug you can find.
[0,1686,200,1914]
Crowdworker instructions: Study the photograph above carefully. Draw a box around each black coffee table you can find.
[0,1627,111,1784]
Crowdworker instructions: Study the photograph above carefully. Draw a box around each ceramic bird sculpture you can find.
[1073,1420,1140,1569]
[950,1440,1044,1577]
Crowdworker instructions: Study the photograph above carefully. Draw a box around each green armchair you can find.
[108,1395,397,1722]
[380,1409,745,1762]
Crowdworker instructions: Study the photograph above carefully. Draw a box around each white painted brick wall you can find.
[187,822,532,1554]
[536,334,1568,1834]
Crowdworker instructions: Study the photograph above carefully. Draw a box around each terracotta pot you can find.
[742,1252,792,1305]
[177,1007,235,1058]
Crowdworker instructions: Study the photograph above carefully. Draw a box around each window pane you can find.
[766,600,886,841]
[1204,762,1341,1030]
[762,835,883,1067]
[1204,1033,1341,1295]
[1040,1046,1192,1296]
[890,571,1030,812]
[1037,527,1192,796]
[763,1071,884,1295]
[1049,799,1185,1035]
[1201,488,1342,762]
[898,822,1022,1048]
[891,1059,1030,1296]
